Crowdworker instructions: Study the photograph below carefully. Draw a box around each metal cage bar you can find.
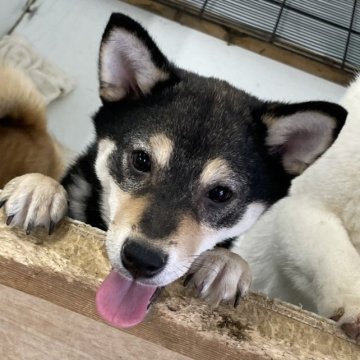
[157,0,360,71]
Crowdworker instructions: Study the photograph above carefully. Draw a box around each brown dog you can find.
[0,66,64,188]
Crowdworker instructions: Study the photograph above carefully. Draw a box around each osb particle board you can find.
[0,210,358,360]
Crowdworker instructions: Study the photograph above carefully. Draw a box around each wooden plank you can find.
[0,284,191,360]
[122,0,353,86]
[0,210,358,360]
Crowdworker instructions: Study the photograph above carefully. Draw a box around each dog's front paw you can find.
[184,248,252,307]
[332,306,360,342]
[0,174,68,235]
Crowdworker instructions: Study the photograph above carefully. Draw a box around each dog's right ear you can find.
[99,13,174,102]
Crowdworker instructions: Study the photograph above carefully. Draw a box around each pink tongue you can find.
[96,270,157,328]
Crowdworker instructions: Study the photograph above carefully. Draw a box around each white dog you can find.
[231,75,360,341]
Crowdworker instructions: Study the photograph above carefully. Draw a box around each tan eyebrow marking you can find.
[149,133,173,168]
[200,158,232,185]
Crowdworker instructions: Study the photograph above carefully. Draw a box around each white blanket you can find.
[0,34,75,104]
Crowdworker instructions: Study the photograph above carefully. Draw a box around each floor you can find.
[2,0,346,154]
[0,284,190,360]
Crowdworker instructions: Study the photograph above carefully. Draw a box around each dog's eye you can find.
[132,150,151,172]
[207,186,233,203]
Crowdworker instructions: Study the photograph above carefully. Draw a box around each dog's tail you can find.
[0,65,46,131]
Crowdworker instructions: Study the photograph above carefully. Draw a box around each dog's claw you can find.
[6,215,15,226]
[183,273,194,287]
[0,199,6,208]
[234,290,242,308]
[147,287,163,309]
[187,248,252,307]
[48,220,55,235]
[0,174,68,235]
[26,222,33,235]
[196,281,205,295]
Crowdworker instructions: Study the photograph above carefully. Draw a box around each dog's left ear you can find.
[99,13,174,102]
[259,101,347,175]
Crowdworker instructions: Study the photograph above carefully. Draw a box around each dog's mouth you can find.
[96,270,159,328]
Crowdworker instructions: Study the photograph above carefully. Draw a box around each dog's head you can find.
[94,14,346,327]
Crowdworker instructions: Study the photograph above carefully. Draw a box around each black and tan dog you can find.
[0,14,346,328]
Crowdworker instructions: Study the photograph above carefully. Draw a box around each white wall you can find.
[9,0,346,154]
[0,0,27,36]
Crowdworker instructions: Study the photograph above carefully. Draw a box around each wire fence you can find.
[157,0,360,71]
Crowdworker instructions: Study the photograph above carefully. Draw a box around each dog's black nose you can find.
[121,239,168,278]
